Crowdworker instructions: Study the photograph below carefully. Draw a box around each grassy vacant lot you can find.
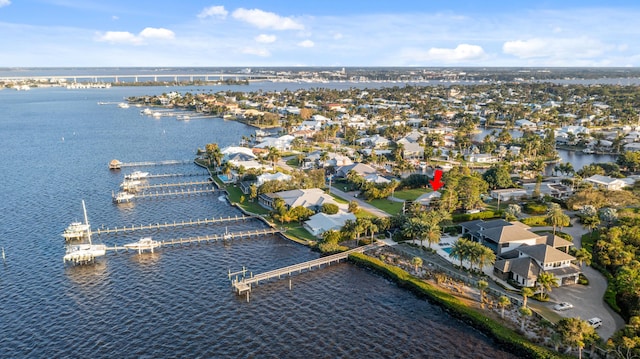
[367,198,404,215]
[393,187,431,201]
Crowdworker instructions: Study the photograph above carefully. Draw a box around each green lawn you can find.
[224,183,270,215]
[367,198,404,215]
[393,188,431,201]
[282,223,318,242]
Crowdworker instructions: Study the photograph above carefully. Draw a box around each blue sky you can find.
[1,0,639,67]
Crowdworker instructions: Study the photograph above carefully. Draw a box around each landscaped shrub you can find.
[525,203,547,215]
[452,210,500,223]
[521,216,548,227]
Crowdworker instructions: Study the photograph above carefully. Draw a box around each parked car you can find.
[553,302,574,311]
[587,317,602,328]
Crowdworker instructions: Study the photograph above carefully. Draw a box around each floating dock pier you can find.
[133,186,219,200]
[133,180,212,191]
[230,243,382,297]
[94,215,252,235]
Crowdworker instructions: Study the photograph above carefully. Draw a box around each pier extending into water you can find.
[128,186,219,200]
[94,215,252,235]
[110,159,193,169]
[134,180,212,191]
[104,227,280,252]
[230,243,383,297]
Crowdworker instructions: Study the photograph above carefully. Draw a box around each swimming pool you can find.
[442,247,453,254]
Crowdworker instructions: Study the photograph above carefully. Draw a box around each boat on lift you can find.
[113,191,135,203]
[62,200,92,241]
[63,201,106,264]
[124,171,149,180]
[124,237,161,253]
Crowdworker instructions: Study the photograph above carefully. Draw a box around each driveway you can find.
[534,218,625,339]
[329,186,391,218]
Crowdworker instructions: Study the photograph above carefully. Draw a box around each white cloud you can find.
[503,37,608,59]
[401,44,486,63]
[241,47,270,57]
[95,27,175,45]
[111,15,119,21]
[96,31,142,45]
[0,0,10,7]
[332,32,343,40]
[139,27,175,40]
[297,39,314,48]
[198,5,228,19]
[255,34,276,43]
[232,8,304,30]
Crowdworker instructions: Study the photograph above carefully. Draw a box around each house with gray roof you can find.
[584,174,629,191]
[258,188,338,212]
[461,219,580,287]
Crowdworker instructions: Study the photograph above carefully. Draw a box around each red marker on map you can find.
[430,169,444,191]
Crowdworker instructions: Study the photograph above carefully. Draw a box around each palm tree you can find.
[402,217,425,247]
[266,147,281,170]
[411,256,423,273]
[546,205,570,235]
[582,215,600,239]
[519,306,532,332]
[574,248,592,269]
[477,280,489,304]
[536,272,559,300]
[449,238,471,268]
[521,287,534,308]
[477,245,496,272]
[498,296,511,319]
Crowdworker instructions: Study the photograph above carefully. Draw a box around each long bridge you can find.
[94,214,252,235]
[230,243,383,299]
[2,72,280,84]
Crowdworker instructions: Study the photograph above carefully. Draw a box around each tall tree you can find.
[536,272,559,300]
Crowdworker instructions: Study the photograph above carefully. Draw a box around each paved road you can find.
[329,186,391,218]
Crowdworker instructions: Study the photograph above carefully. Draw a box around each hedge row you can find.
[348,253,570,359]
[452,210,501,223]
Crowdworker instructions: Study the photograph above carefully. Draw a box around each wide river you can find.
[0,84,516,358]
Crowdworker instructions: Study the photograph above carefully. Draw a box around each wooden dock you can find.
[230,242,383,296]
[94,215,252,235]
[104,227,280,252]
[116,160,193,168]
[133,187,219,199]
[144,173,207,179]
[134,180,212,191]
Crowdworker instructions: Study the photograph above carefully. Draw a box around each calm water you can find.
[0,85,515,358]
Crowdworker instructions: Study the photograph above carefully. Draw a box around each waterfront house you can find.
[461,219,580,287]
[494,241,580,287]
[584,174,629,191]
[490,188,528,202]
[304,212,356,237]
[258,188,338,212]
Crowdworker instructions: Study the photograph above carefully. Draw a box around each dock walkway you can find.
[118,160,193,168]
[105,228,280,252]
[135,180,212,191]
[231,242,382,295]
[94,215,252,235]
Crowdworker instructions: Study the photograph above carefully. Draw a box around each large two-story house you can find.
[460,219,581,287]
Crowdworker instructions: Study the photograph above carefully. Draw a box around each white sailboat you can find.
[63,200,106,264]
[61,201,91,241]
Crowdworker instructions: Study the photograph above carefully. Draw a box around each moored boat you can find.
[62,200,92,241]
[113,191,135,203]
[125,171,149,180]
[124,237,161,253]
